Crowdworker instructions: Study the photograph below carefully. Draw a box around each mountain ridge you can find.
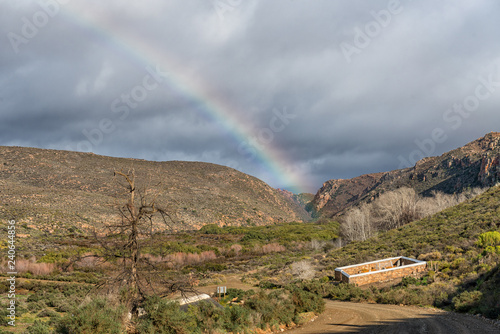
[0,146,309,233]
[310,132,500,217]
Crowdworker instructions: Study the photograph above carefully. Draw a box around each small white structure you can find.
[177,293,212,306]
[177,293,223,310]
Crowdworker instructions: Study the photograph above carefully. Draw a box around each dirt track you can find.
[287,301,500,334]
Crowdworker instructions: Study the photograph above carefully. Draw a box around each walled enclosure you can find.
[334,256,427,286]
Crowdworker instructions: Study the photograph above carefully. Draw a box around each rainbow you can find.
[59,4,311,193]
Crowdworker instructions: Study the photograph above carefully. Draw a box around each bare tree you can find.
[341,203,373,242]
[372,187,421,230]
[87,170,194,314]
[290,260,316,280]
[339,186,490,245]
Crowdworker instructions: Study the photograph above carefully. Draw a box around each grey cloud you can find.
[1,0,500,192]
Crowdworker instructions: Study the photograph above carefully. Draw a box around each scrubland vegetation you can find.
[323,185,500,319]
[0,276,324,333]
[0,218,337,333]
[1,184,499,333]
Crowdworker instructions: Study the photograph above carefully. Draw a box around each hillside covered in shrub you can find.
[317,185,500,319]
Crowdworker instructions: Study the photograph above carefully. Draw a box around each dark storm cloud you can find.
[1,0,500,192]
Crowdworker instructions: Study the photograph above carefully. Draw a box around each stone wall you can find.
[341,259,400,276]
[335,257,427,286]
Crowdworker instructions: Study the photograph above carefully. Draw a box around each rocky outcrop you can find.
[310,132,500,217]
[479,155,500,186]
[310,173,385,217]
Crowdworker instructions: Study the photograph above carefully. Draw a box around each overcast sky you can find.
[2,0,500,193]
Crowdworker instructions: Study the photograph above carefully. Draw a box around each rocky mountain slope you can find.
[310,132,500,217]
[0,147,309,234]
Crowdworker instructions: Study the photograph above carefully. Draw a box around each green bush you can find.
[401,276,420,287]
[55,298,126,334]
[483,246,500,256]
[188,301,224,333]
[199,224,223,234]
[37,308,60,319]
[221,305,252,333]
[224,288,255,301]
[476,231,500,248]
[200,220,339,245]
[24,319,52,334]
[27,301,47,313]
[327,283,366,301]
[245,290,294,329]
[453,290,483,312]
[258,281,282,289]
[0,307,10,326]
[137,296,198,334]
[241,231,268,242]
[289,288,325,314]
[55,302,73,313]
[0,283,9,294]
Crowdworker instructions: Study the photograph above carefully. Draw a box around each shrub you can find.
[221,305,252,333]
[400,277,420,287]
[0,307,10,326]
[261,243,286,254]
[290,261,316,280]
[289,288,325,314]
[40,292,65,308]
[55,301,74,313]
[229,244,243,255]
[224,288,255,301]
[326,283,366,301]
[418,251,442,261]
[258,281,282,289]
[55,298,126,334]
[241,231,267,242]
[137,296,198,334]
[37,308,60,319]
[483,246,500,255]
[245,290,295,329]
[453,290,483,312]
[476,231,500,248]
[199,224,223,234]
[188,301,224,333]
[25,320,52,334]
[27,301,47,313]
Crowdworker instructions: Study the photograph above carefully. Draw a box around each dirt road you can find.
[287,301,500,334]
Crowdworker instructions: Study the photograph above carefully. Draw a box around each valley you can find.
[0,133,499,333]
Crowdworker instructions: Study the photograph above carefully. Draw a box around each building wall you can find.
[335,257,427,286]
[348,263,427,286]
[335,270,349,283]
[342,259,399,276]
